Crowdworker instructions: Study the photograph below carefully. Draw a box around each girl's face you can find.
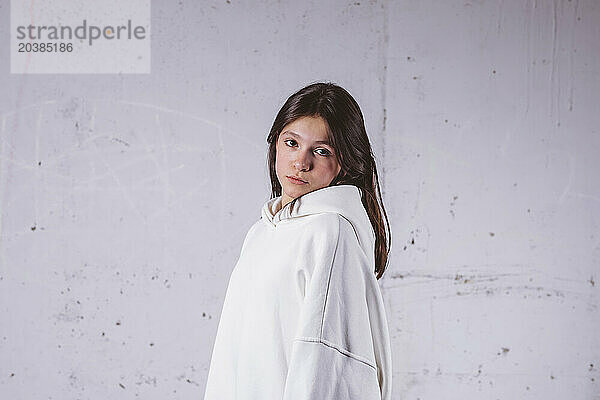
[275,116,342,208]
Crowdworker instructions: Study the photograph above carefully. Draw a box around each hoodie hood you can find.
[261,184,375,258]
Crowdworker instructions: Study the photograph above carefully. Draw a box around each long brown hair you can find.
[266,82,391,279]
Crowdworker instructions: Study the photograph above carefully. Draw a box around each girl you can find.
[203,82,393,400]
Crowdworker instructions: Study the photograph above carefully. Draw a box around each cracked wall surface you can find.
[0,1,598,399]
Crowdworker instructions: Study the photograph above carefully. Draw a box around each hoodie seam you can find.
[292,336,377,371]
[338,214,371,261]
[319,215,341,341]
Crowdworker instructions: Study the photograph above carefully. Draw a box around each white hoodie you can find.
[203,184,392,400]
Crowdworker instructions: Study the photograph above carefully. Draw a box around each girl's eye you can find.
[283,139,332,157]
[315,148,332,156]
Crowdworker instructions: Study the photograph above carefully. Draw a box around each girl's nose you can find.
[294,153,310,171]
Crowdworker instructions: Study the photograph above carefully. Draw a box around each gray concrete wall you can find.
[1,0,598,399]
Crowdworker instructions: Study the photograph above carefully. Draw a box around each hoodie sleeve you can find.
[282,214,392,400]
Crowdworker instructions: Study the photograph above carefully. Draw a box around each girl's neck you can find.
[281,194,293,210]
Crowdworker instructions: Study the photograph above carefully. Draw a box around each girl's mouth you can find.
[286,175,308,185]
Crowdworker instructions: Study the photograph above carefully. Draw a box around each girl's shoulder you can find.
[300,212,360,247]
[238,218,265,253]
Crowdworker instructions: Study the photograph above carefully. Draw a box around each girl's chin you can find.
[283,185,310,199]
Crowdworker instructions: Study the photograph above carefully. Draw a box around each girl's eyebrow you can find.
[282,130,331,145]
